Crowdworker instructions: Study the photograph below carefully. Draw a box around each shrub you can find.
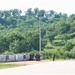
[63,50,75,59]
[63,51,69,59]
[53,41,65,46]
[42,49,63,60]
[42,50,52,59]
[64,42,74,51]
[45,46,54,49]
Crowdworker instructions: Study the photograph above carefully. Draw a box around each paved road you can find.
[0,61,75,75]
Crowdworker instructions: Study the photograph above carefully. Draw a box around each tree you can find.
[48,32,57,44]
[3,10,11,20]
[9,40,19,53]
[38,10,45,17]
[33,8,39,17]
[25,8,33,17]
[64,42,74,51]
[56,21,70,34]
[0,36,10,53]
[10,9,22,17]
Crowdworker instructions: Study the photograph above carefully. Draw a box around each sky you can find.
[0,0,75,15]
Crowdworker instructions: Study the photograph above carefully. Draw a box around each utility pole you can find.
[39,17,41,53]
[34,16,42,53]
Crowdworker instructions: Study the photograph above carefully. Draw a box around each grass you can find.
[0,63,26,69]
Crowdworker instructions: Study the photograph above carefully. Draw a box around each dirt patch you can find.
[2,60,51,65]
[1,59,75,65]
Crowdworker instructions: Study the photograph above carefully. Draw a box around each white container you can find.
[16,54,24,61]
[6,55,16,62]
[0,55,6,62]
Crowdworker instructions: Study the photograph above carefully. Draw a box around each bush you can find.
[42,50,52,59]
[53,41,65,46]
[41,49,64,60]
[63,51,69,59]
[45,46,54,49]
[64,42,74,51]
[63,50,75,59]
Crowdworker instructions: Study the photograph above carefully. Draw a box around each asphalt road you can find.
[0,61,75,75]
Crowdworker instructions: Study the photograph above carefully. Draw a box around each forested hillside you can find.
[0,8,75,59]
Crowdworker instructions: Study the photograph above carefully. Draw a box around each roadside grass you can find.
[0,62,26,69]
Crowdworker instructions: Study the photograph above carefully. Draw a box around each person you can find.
[29,53,34,61]
[38,53,41,61]
[35,53,41,61]
[52,54,55,61]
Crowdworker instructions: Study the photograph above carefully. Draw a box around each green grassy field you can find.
[0,63,26,69]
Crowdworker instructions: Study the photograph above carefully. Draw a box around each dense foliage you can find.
[0,8,75,59]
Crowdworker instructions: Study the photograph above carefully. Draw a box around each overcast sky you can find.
[0,0,75,15]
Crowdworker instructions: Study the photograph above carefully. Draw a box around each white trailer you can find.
[25,54,30,61]
[0,55,6,62]
[6,55,16,62]
[16,54,24,61]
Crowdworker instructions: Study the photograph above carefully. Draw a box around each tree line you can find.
[0,8,75,56]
